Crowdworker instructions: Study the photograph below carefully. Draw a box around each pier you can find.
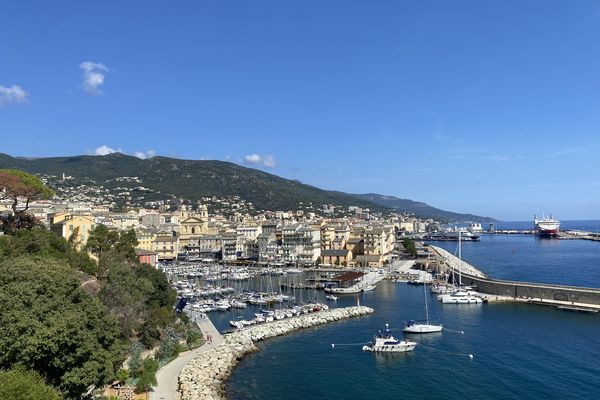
[178,306,374,400]
[431,246,600,309]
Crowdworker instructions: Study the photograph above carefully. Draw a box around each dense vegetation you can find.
[0,223,185,398]
[0,368,62,400]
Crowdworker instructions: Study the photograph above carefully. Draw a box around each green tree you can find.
[0,368,62,400]
[0,257,123,399]
[135,358,158,393]
[0,170,53,232]
[402,237,417,258]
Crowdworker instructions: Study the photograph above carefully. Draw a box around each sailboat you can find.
[403,281,443,333]
[439,231,483,305]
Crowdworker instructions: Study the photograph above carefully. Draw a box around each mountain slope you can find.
[353,193,495,222]
[0,153,383,212]
[0,153,494,221]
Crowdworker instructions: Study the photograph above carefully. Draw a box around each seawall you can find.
[178,306,374,400]
[431,245,600,306]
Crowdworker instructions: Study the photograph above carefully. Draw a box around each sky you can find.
[1,1,599,220]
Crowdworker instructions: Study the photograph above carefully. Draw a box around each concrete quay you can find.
[430,246,487,278]
[178,306,374,400]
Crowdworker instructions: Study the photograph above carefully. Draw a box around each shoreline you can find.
[178,306,374,400]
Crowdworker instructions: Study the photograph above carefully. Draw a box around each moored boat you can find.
[362,324,417,353]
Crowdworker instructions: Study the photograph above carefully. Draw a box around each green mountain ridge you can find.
[0,153,494,221]
[353,193,495,222]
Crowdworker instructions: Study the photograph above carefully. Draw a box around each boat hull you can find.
[403,324,443,334]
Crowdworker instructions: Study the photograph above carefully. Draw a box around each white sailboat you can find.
[439,231,483,305]
[403,282,443,333]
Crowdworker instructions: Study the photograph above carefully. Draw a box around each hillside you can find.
[0,153,383,212]
[0,153,494,221]
[353,193,496,222]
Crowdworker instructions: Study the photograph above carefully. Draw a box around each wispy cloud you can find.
[134,149,156,159]
[80,61,110,95]
[484,154,524,162]
[241,154,277,168]
[0,85,29,106]
[540,143,600,159]
[93,145,122,155]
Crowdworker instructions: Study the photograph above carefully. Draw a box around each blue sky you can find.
[1,1,599,220]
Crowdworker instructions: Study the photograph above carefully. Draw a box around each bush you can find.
[135,358,158,393]
[0,368,62,400]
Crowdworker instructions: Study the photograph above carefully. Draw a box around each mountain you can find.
[0,153,383,212]
[353,193,496,222]
[0,153,494,221]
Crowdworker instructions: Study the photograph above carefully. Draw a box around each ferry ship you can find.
[534,215,560,237]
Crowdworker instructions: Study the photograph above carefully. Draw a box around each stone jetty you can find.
[178,306,374,400]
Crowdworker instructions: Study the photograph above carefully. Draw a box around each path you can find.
[151,311,222,400]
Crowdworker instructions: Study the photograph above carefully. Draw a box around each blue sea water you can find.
[214,234,600,400]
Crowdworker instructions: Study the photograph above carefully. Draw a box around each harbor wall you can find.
[457,273,600,305]
[432,245,600,305]
[178,306,374,400]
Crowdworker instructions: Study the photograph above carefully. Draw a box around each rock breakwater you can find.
[178,306,374,400]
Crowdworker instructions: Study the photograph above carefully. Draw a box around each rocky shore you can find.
[178,306,374,400]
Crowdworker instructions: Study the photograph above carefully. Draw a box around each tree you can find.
[0,170,53,232]
[0,368,62,400]
[86,225,138,263]
[402,237,417,258]
[134,358,158,393]
[0,257,123,399]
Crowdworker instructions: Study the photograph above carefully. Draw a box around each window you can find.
[69,225,74,231]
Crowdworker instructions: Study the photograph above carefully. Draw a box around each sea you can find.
[206,221,600,400]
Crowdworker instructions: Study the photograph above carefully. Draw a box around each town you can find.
[0,172,433,269]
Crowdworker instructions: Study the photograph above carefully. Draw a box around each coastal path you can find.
[151,311,222,400]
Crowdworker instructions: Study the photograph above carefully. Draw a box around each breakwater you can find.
[432,245,600,307]
[178,306,374,400]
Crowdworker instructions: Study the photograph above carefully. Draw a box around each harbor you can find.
[225,234,600,400]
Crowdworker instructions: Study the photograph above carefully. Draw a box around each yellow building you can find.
[50,213,96,249]
[152,230,180,260]
[136,228,157,252]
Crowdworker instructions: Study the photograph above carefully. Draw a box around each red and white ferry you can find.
[534,215,560,237]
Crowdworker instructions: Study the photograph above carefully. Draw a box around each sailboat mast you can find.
[424,281,430,324]
[458,230,462,286]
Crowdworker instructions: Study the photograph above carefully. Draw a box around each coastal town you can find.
[0,172,433,269]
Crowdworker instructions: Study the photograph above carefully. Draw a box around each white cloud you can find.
[242,153,276,168]
[244,154,262,164]
[80,61,110,95]
[263,155,276,168]
[94,145,121,155]
[133,149,157,159]
[0,85,29,106]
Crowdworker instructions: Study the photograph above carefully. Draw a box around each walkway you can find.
[151,311,222,400]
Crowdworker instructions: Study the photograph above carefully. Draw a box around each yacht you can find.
[439,289,482,304]
[362,324,417,353]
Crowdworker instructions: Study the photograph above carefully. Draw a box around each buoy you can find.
[469,354,474,359]
[331,344,335,348]
[461,331,465,334]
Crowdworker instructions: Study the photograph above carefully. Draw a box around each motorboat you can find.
[439,289,482,304]
[362,324,417,353]
[326,294,338,301]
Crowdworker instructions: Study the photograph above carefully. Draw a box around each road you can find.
[151,311,222,400]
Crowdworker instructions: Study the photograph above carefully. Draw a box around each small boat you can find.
[362,324,417,353]
[403,320,443,333]
[326,294,338,301]
[404,280,443,334]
